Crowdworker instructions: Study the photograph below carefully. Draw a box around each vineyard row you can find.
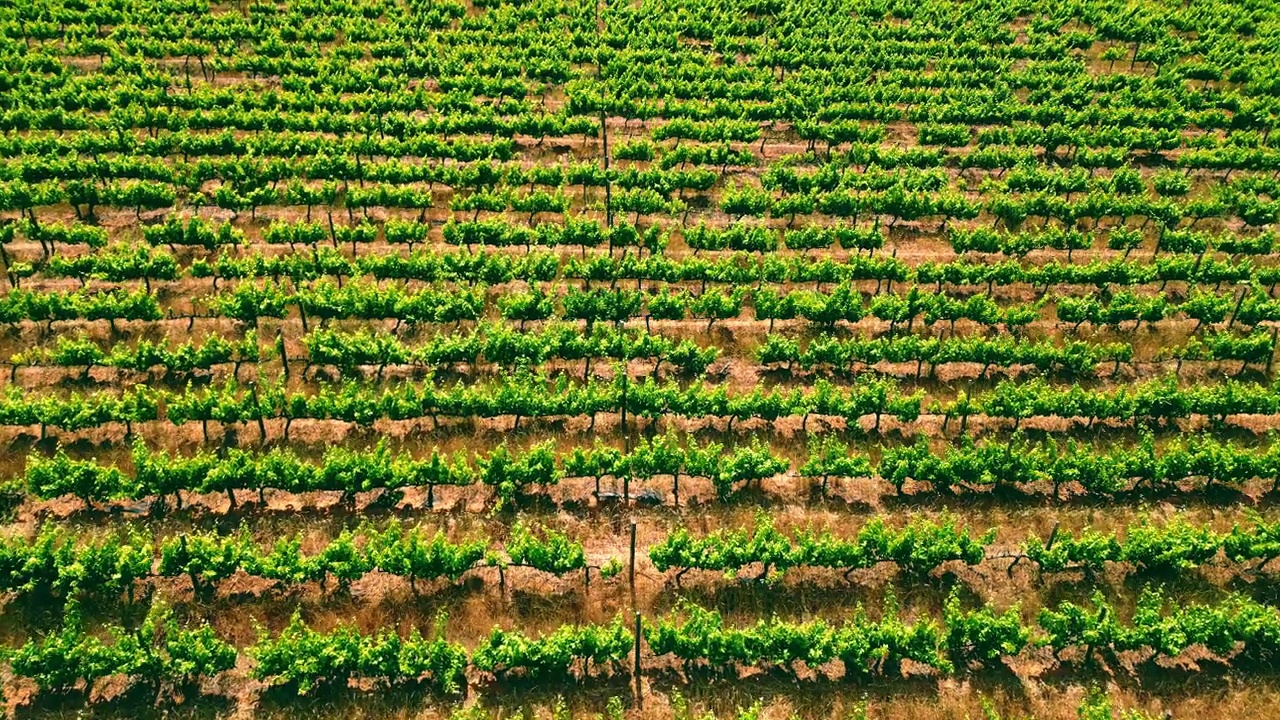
[12,589,1280,700]
[17,430,1280,511]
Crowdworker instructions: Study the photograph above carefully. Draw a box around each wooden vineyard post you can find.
[603,106,613,230]
[633,610,643,709]
[621,426,630,504]
[620,364,630,503]
[596,0,613,234]
[629,517,637,595]
[620,369,629,439]
[622,460,630,504]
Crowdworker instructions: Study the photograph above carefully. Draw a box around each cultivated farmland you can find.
[2,0,1280,719]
